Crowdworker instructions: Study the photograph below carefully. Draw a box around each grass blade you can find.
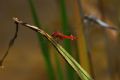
[13,17,93,80]
[53,41,93,80]
[59,0,74,80]
[28,0,55,80]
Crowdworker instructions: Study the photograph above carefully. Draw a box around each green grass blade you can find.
[53,43,93,80]
[59,0,74,80]
[28,0,55,80]
[13,17,94,80]
[46,32,93,80]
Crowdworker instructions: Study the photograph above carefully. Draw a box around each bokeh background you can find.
[0,0,120,80]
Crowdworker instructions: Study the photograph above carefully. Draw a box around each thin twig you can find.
[0,17,54,67]
[0,22,19,66]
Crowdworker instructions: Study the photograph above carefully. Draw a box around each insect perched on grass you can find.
[51,32,76,40]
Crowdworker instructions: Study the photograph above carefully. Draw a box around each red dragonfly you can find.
[51,32,76,40]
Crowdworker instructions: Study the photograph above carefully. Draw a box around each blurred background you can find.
[0,0,120,80]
